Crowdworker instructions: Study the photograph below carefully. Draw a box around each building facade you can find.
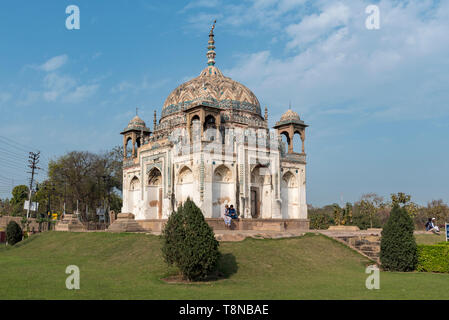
[121,24,309,223]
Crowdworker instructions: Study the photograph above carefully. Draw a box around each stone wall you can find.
[0,216,50,233]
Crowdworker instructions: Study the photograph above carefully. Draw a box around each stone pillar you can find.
[301,129,306,154]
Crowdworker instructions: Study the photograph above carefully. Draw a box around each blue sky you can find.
[0,0,448,206]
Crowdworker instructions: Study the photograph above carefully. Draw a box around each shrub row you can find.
[417,243,449,273]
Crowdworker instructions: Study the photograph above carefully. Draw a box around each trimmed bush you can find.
[162,198,220,281]
[6,221,23,245]
[417,243,449,273]
[380,204,418,271]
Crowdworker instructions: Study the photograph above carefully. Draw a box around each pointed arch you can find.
[130,176,140,190]
[147,167,163,219]
[212,165,234,218]
[148,167,162,186]
[281,170,299,218]
[178,166,193,184]
[176,166,194,207]
[213,165,232,182]
[128,176,140,216]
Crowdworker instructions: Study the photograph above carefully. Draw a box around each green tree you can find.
[10,185,29,216]
[391,192,419,218]
[380,196,418,271]
[351,193,384,229]
[35,148,123,220]
[162,198,220,281]
[424,199,448,223]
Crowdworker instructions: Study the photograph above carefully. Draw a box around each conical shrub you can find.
[380,204,417,271]
[162,198,220,281]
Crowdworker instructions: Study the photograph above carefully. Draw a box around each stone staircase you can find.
[338,235,381,262]
[318,230,381,263]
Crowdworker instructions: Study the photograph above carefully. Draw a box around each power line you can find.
[0,163,28,173]
[0,138,31,154]
[0,155,29,166]
[0,136,38,153]
[0,146,29,159]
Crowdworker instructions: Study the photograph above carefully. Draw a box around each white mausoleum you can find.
[120,24,309,228]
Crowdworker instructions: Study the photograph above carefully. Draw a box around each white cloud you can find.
[111,77,170,94]
[65,84,99,103]
[181,0,220,12]
[43,73,76,101]
[222,0,449,122]
[39,55,68,72]
[286,3,351,48]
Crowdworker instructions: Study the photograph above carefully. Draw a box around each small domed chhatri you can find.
[118,21,309,231]
[280,109,301,122]
[128,115,146,129]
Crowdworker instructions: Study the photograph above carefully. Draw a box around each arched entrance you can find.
[176,166,194,207]
[281,171,298,218]
[128,176,140,215]
[250,165,270,218]
[148,167,162,219]
[212,165,233,217]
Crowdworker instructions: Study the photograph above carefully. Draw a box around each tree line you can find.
[308,192,449,230]
[0,147,123,221]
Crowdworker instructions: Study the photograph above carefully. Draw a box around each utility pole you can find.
[26,151,40,219]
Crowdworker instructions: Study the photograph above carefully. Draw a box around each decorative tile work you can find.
[161,65,261,119]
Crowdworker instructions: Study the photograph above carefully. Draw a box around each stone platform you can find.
[213,229,307,242]
[55,214,85,232]
[137,218,309,232]
[107,213,146,233]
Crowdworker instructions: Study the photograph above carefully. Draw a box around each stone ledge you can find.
[328,225,360,232]
[136,218,309,232]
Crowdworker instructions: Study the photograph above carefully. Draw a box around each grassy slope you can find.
[0,232,448,300]
[415,233,446,245]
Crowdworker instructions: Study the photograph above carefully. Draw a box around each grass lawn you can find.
[415,233,446,245]
[0,231,448,300]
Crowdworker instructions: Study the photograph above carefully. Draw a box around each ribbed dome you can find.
[161,65,261,118]
[280,109,300,122]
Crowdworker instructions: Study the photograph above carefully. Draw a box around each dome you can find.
[280,109,300,122]
[161,65,261,118]
[160,21,261,120]
[128,115,146,128]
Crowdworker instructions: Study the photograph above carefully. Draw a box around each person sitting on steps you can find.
[229,205,238,220]
[223,204,231,229]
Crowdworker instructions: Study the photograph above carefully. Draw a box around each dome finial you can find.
[207,20,217,66]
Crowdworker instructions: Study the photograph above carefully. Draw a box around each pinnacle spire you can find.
[153,110,157,131]
[207,20,217,66]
